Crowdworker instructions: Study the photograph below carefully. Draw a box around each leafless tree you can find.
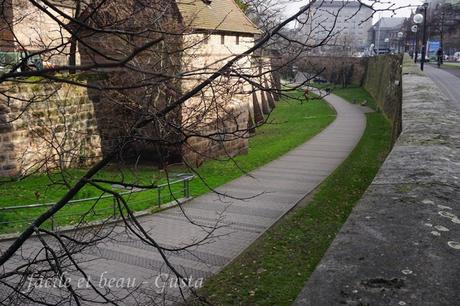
[0,0,407,305]
[427,1,460,52]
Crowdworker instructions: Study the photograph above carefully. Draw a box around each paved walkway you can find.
[425,64,460,111]
[0,93,369,305]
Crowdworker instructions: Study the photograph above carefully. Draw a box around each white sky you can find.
[285,0,424,24]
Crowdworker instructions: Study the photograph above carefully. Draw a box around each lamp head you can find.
[413,13,424,24]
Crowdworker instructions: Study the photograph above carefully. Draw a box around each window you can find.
[221,34,225,45]
[203,33,210,44]
[236,35,240,45]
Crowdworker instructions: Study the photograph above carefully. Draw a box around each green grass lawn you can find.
[0,92,335,234]
[192,87,391,306]
[310,83,377,110]
[444,62,460,69]
[331,85,377,110]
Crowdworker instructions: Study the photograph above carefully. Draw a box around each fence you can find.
[0,173,194,234]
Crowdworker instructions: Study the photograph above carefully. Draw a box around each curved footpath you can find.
[294,59,460,305]
[0,93,369,304]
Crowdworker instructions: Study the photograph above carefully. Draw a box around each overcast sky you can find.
[285,0,423,23]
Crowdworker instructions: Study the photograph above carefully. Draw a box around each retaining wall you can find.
[294,55,460,305]
[363,54,403,143]
[296,54,403,144]
[0,80,252,176]
[0,82,102,177]
[297,55,368,86]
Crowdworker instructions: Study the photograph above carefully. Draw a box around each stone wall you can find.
[249,55,279,130]
[0,82,102,177]
[0,29,268,175]
[294,55,460,305]
[0,2,274,174]
[75,0,185,166]
[182,98,249,167]
[0,0,76,65]
[296,55,368,86]
[295,54,403,143]
[180,32,256,165]
[363,54,403,143]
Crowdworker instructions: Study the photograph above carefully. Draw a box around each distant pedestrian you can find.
[436,48,444,67]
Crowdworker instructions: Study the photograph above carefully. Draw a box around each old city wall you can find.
[363,54,403,143]
[180,33,254,165]
[0,82,102,177]
[298,55,369,86]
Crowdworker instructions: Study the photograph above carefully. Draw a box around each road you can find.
[424,64,460,111]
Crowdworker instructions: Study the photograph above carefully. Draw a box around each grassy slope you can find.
[194,87,391,305]
[311,83,377,110]
[332,86,377,110]
[443,62,460,69]
[0,92,335,233]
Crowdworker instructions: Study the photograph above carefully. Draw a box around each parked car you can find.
[454,52,460,62]
[313,78,327,84]
[0,51,21,74]
[0,51,43,74]
[19,52,43,71]
[374,48,391,55]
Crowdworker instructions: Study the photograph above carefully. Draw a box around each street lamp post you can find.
[374,24,381,54]
[440,11,445,50]
[411,25,419,61]
[420,2,429,71]
[397,32,404,53]
[413,12,424,64]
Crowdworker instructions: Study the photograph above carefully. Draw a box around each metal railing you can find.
[0,173,194,233]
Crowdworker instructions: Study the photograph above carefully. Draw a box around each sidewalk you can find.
[0,93,369,304]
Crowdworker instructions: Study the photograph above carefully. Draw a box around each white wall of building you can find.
[298,1,373,55]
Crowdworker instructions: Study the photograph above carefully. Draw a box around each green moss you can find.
[397,185,413,193]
